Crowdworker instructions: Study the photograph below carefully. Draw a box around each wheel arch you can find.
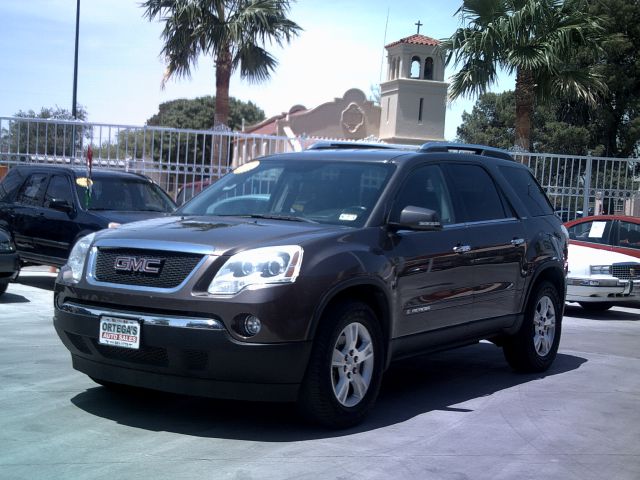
[309,278,393,369]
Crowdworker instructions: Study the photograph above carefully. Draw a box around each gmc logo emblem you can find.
[114,256,163,274]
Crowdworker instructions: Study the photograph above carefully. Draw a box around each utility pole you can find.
[72,0,80,118]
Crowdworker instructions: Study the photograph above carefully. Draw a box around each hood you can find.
[90,210,173,224]
[93,215,348,256]
[568,244,640,276]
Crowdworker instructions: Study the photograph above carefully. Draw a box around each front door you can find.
[388,164,475,338]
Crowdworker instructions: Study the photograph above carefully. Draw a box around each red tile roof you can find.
[386,34,441,48]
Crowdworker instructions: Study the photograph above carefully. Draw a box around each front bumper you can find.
[0,252,20,280]
[54,301,312,402]
[566,276,640,303]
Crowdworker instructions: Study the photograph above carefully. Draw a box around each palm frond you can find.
[235,44,278,83]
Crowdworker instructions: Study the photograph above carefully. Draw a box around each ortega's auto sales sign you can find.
[98,316,140,349]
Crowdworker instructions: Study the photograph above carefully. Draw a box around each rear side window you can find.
[567,220,612,244]
[445,164,507,222]
[0,169,25,202]
[15,173,48,207]
[499,166,553,217]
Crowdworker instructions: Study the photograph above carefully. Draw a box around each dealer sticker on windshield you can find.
[99,316,141,349]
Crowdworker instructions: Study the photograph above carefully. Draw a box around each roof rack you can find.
[306,141,418,151]
[419,142,514,161]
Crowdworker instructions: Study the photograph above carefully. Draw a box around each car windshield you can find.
[177,159,394,227]
[76,177,175,212]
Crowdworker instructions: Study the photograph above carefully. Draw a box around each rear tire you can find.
[298,301,383,429]
[503,281,562,373]
[0,282,7,295]
[578,302,613,312]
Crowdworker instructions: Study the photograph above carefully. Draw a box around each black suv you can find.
[53,143,567,428]
[0,166,176,267]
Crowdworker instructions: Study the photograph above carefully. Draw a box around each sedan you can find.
[565,215,640,311]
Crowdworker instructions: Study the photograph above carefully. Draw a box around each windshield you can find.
[76,177,176,212]
[177,159,394,227]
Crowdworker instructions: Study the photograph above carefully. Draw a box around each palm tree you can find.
[441,0,606,151]
[142,0,301,128]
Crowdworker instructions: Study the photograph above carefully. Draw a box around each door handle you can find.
[452,244,471,254]
[511,238,525,246]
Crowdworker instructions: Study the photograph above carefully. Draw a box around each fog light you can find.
[243,315,262,336]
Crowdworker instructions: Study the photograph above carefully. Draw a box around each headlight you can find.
[0,239,15,253]
[208,246,303,295]
[62,233,96,283]
[590,265,611,275]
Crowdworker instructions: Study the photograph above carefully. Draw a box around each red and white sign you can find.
[99,316,141,349]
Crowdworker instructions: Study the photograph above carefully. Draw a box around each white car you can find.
[567,244,640,311]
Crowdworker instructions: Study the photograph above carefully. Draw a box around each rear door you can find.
[11,172,49,258]
[443,162,527,321]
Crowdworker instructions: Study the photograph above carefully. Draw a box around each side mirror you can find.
[47,198,74,213]
[389,206,442,231]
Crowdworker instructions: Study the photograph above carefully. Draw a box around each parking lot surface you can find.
[1,269,639,480]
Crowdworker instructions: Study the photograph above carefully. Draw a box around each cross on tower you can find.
[415,20,423,34]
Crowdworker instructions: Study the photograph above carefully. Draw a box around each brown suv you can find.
[53,142,568,428]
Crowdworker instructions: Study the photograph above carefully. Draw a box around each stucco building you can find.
[243,33,449,146]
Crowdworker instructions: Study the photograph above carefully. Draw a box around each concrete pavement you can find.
[0,270,638,479]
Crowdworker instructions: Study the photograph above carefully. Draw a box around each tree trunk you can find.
[515,68,535,152]
[214,46,232,128]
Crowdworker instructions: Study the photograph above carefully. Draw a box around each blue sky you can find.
[0,0,513,140]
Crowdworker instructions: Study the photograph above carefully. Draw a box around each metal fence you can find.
[513,152,640,219]
[0,116,322,199]
[1,116,639,216]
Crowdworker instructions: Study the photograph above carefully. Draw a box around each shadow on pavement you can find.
[70,342,587,441]
[565,304,640,321]
[0,291,29,303]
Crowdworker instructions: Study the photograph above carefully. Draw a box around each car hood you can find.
[568,244,640,276]
[90,210,173,224]
[93,215,348,256]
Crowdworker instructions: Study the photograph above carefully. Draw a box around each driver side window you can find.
[391,165,455,224]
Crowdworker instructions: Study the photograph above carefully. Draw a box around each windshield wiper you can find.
[245,214,317,224]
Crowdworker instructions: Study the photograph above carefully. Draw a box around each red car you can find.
[565,215,640,310]
[175,179,212,206]
[565,215,640,258]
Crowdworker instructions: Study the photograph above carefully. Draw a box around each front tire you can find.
[503,281,562,373]
[0,282,7,296]
[298,301,383,429]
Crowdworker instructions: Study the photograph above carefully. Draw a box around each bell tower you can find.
[379,30,448,144]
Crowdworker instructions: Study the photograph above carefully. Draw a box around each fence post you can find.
[582,154,592,217]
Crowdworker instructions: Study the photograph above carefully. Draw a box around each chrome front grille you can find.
[93,248,203,288]
[611,263,640,280]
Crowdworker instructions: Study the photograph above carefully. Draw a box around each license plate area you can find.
[99,316,141,350]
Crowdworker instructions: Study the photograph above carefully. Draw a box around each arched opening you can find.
[410,56,421,78]
[424,57,434,80]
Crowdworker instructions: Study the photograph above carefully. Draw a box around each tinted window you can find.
[76,177,175,212]
[499,165,553,217]
[567,220,612,244]
[391,165,455,224]
[446,164,507,222]
[617,221,640,250]
[45,175,74,206]
[0,169,25,202]
[15,173,48,207]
